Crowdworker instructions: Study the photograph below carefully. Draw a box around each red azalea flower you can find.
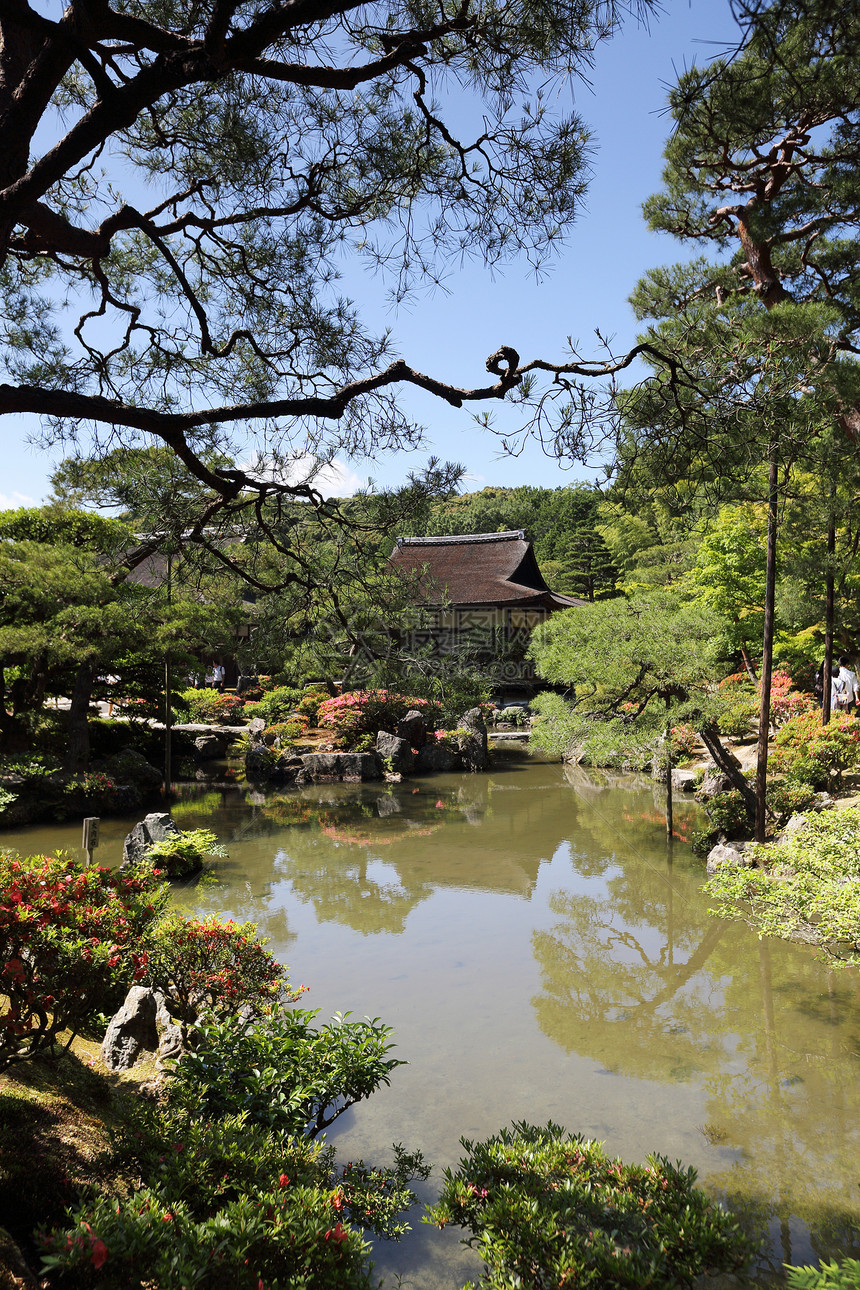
[90,1238,108,1269]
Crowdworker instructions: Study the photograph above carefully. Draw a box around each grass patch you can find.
[0,1033,156,1281]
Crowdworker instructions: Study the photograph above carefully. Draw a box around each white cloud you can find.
[0,491,36,510]
[242,452,363,497]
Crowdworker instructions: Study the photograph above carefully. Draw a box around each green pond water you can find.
[4,758,860,1287]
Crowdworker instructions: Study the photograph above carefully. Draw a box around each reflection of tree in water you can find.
[703,941,860,1275]
[261,789,449,935]
[533,872,728,1082]
[168,864,298,953]
[531,833,860,1275]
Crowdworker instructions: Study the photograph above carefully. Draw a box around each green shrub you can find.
[766,778,818,825]
[175,1008,405,1138]
[263,715,310,745]
[179,689,246,725]
[427,1121,750,1289]
[297,688,330,724]
[143,827,225,879]
[706,807,860,967]
[771,711,860,789]
[244,685,306,725]
[39,992,428,1289]
[785,1259,860,1289]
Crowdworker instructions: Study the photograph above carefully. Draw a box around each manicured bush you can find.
[771,711,860,789]
[39,994,428,1289]
[141,911,286,1024]
[706,807,860,968]
[175,1008,404,1138]
[243,684,306,725]
[142,827,225,879]
[40,1112,428,1289]
[427,1120,750,1289]
[297,689,331,724]
[0,854,164,1070]
[263,715,310,745]
[317,690,442,749]
[179,688,246,724]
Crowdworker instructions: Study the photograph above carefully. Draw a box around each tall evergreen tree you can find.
[618,0,860,837]
[0,0,651,587]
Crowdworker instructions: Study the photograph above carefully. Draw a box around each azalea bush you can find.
[142,911,286,1024]
[62,771,119,806]
[175,1009,404,1138]
[40,1051,428,1290]
[706,808,860,968]
[180,688,246,724]
[669,723,699,760]
[39,993,428,1289]
[317,690,442,749]
[427,1121,750,1289]
[771,711,860,789]
[769,668,816,727]
[0,854,164,1070]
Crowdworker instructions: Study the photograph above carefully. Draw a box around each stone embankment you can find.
[245,707,491,785]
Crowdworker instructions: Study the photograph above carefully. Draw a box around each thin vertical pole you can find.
[822,481,836,725]
[755,452,779,842]
[163,551,172,797]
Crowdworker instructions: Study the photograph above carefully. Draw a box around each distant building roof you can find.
[389,531,585,610]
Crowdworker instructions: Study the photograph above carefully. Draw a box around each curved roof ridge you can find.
[395,531,525,546]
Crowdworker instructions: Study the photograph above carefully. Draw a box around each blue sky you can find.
[2,0,737,509]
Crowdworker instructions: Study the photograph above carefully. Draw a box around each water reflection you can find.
[3,763,860,1283]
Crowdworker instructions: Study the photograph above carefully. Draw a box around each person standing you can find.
[831,664,849,713]
[212,662,225,692]
[838,656,860,715]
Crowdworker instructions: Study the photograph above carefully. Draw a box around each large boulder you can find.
[696,770,734,801]
[100,986,159,1071]
[376,731,415,774]
[103,747,162,788]
[397,709,428,748]
[121,811,183,870]
[414,741,459,773]
[671,768,699,794]
[457,708,490,771]
[194,732,228,761]
[705,842,752,876]
[299,752,383,782]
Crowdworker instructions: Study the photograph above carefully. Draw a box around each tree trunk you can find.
[65,661,93,773]
[699,721,758,823]
[754,454,779,842]
[822,486,836,725]
[740,646,758,683]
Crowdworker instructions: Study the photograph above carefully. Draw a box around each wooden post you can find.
[822,482,836,725]
[82,816,100,866]
[755,452,779,843]
[163,551,173,797]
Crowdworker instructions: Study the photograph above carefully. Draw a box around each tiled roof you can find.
[389,532,585,609]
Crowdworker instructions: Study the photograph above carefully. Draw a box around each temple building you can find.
[388,531,584,688]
